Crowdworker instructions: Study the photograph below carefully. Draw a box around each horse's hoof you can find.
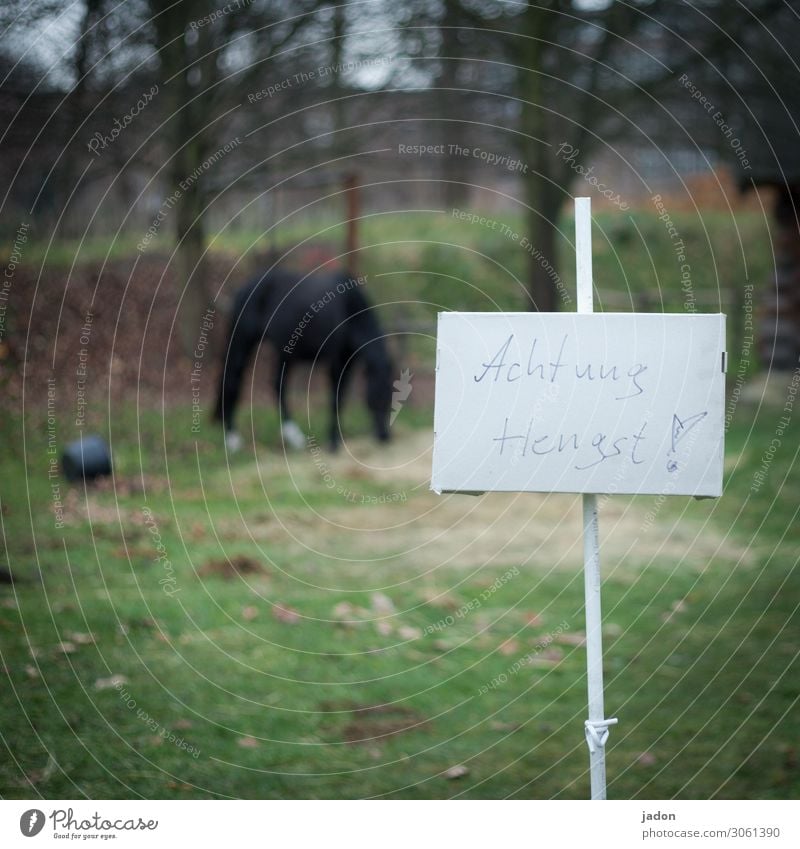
[281,421,307,450]
[225,431,243,453]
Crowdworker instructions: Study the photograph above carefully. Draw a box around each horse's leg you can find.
[328,358,354,451]
[274,359,306,450]
[217,328,257,453]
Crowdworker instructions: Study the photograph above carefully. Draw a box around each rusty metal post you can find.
[344,172,360,271]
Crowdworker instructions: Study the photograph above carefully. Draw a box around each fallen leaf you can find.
[524,612,543,627]
[529,647,564,667]
[662,599,689,622]
[65,631,96,645]
[420,589,459,610]
[273,604,300,624]
[332,601,355,619]
[397,625,422,640]
[472,614,491,633]
[174,719,193,730]
[25,665,39,679]
[25,755,57,786]
[370,592,395,614]
[95,674,128,690]
[332,602,363,628]
[556,632,586,647]
[499,638,520,656]
[490,721,520,732]
[238,736,260,748]
[637,751,657,767]
[241,605,258,621]
[444,764,469,780]
[375,621,393,636]
[57,641,77,654]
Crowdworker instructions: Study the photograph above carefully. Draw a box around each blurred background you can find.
[1,0,798,801]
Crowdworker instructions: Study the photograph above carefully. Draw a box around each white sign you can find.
[431,312,726,496]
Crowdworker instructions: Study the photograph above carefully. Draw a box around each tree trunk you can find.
[175,208,211,358]
[517,1,561,312]
[174,140,213,359]
[438,0,469,208]
[521,170,562,312]
[150,0,216,358]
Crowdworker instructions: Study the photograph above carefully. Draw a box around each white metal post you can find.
[575,197,617,799]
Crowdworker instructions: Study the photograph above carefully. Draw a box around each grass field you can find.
[2,208,798,799]
[12,206,773,314]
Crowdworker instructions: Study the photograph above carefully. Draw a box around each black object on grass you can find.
[62,434,112,482]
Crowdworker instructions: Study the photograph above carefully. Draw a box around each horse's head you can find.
[363,340,393,442]
[341,278,394,443]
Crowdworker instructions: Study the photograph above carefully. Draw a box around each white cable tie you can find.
[584,718,618,754]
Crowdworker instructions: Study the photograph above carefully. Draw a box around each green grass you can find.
[11,207,770,388]
[10,206,772,312]
[1,392,798,799]
[220,208,772,338]
[9,207,770,382]
[2,208,795,798]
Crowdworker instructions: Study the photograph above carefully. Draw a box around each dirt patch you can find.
[229,430,753,577]
[320,702,429,745]
[2,256,276,418]
[55,489,153,533]
[198,554,267,579]
[90,474,168,497]
[3,254,426,421]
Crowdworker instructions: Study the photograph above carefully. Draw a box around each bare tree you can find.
[145,1,324,353]
[461,1,667,311]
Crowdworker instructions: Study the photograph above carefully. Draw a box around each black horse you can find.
[213,267,393,451]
